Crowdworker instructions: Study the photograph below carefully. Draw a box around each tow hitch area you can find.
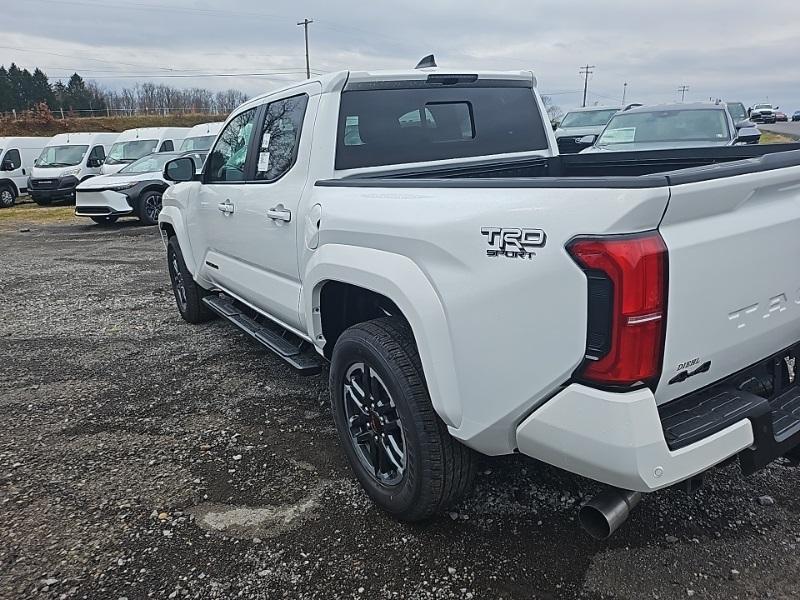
[659,343,800,474]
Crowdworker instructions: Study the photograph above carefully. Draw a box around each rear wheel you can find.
[90,216,119,225]
[137,190,163,226]
[167,236,215,324]
[0,185,16,208]
[330,317,476,521]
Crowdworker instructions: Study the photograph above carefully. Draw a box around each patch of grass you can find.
[0,197,75,227]
[759,131,796,144]
[0,113,224,137]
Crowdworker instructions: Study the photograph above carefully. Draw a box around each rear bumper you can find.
[516,384,754,492]
[75,189,133,217]
[518,343,800,492]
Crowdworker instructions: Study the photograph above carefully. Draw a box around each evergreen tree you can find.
[0,66,12,112]
[31,68,55,108]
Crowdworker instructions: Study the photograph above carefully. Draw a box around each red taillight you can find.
[567,232,668,387]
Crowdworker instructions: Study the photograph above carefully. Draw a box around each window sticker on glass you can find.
[259,132,271,171]
[602,127,635,144]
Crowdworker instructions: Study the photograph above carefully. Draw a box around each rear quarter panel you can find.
[303,182,670,454]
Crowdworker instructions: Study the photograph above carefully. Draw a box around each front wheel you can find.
[0,185,16,208]
[330,317,476,522]
[166,236,215,324]
[137,190,163,225]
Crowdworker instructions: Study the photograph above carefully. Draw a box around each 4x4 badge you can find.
[786,356,796,384]
[481,227,546,260]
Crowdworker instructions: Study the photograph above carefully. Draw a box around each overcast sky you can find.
[3,0,800,113]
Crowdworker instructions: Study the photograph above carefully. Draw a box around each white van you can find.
[101,127,191,175]
[29,132,120,205]
[0,137,52,207]
[179,122,223,152]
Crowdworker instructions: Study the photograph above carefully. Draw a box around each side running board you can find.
[202,294,323,375]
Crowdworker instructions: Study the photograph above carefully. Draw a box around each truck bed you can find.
[319,143,800,187]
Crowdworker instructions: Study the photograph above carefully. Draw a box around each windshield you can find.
[36,145,89,167]
[597,109,730,146]
[726,102,747,122]
[754,104,773,110]
[560,109,619,128]
[105,139,158,165]
[180,135,215,151]
[119,153,176,174]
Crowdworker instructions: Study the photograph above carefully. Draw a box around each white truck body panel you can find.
[656,165,800,402]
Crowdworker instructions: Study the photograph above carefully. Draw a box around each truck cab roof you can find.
[241,68,537,109]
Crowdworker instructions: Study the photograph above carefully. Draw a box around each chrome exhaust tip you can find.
[579,488,642,540]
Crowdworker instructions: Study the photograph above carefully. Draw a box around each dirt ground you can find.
[2,204,800,600]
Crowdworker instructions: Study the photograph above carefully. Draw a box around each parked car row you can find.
[0,122,222,212]
[554,100,762,154]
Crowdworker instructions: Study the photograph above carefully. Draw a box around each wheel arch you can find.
[139,183,169,197]
[304,244,462,428]
[158,206,197,275]
[0,178,19,197]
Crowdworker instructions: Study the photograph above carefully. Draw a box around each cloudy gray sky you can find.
[3,0,800,112]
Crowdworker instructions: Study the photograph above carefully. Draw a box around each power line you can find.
[0,44,176,72]
[297,18,313,80]
[677,85,689,102]
[579,64,595,108]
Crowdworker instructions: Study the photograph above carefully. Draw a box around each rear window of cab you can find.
[336,81,549,170]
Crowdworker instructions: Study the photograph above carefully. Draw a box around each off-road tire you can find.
[0,185,16,208]
[167,236,215,324]
[330,317,476,521]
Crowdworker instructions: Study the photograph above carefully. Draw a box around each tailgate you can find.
[656,164,800,403]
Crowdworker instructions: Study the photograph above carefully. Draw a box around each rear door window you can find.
[336,82,548,170]
[255,94,308,182]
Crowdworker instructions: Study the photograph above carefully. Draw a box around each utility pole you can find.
[579,65,595,107]
[677,85,689,102]
[622,82,628,105]
[297,18,313,79]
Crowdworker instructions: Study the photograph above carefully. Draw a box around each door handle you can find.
[267,206,292,222]
[217,200,234,214]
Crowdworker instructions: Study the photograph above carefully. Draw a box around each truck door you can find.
[197,91,315,330]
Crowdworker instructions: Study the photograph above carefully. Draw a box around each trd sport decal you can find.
[481,227,546,259]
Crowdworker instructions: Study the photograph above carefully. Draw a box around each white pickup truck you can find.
[158,67,800,538]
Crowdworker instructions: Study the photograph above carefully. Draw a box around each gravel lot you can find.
[3,206,800,600]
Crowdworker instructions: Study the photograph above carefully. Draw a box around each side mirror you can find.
[577,134,596,146]
[551,121,560,131]
[735,127,761,145]
[775,106,780,110]
[87,157,102,168]
[164,156,196,182]
[734,120,751,130]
